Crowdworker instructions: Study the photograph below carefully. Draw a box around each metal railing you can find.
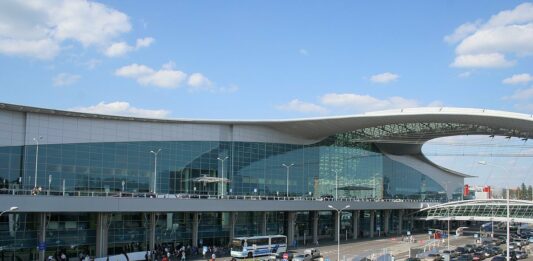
[0,187,446,203]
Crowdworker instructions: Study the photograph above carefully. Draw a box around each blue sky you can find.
[1,0,532,187]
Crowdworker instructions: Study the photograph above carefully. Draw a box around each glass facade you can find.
[0,119,450,258]
[0,133,444,199]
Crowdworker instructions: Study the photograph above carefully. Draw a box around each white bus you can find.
[230,235,287,258]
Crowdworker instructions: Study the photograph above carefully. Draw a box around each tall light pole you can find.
[282,163,294,197]
[332,169,341,200]
[478,161,510,261]
[0,206,18,217]
[150,149,162,194]
[328,205,350,261]
[33,136,43,189]
[217,156,229,196]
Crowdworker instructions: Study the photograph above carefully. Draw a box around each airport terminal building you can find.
[0,103,531,259]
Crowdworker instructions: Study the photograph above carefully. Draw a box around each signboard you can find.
[283,253,289,260]
[38,242,46,251]
[407,231,411,236]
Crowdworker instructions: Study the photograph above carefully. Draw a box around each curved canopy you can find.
[418,199,533,223]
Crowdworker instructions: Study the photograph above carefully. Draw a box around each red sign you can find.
[464,185,470,196]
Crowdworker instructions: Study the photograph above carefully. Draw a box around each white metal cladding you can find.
[0,103,532,147]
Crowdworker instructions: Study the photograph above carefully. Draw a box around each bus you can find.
[230,235,287,258]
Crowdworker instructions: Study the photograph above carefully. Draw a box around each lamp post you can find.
[217,156,229,196]
[33,136,43,189]
[332,169,341,200]
[282,163,294,197]
[0,206,18,217]
[328,205,350,261]
[150,149,162,194]
[478,161,510,261]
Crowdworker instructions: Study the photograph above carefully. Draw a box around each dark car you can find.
[406,258,421,261]
[320,194,334,200]
[472,252,485,261]
[492,257,507,261]
[455,247,467,254]
[457,254,473,261]
[464,244,476,253]
[443,250,458,258]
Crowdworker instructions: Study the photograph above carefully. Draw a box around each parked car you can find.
[515,251,528,259]
[491,257,507,261]
[425,253,443,261]
[455,247,467,254]
[303,248,320,259]
[457,254,473,261]
[292,254,312,261]
[464,244,476,253]
[442,250,458,258]
[472,252,485,261]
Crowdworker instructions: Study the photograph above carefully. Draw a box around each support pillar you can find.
[192,212,199,247]
[229,212,237,240]
[261,212,267,236]
[334,211,340,242]
[370,210,375,238]
[149,213,156,251]
[398,209,404,235]
[312,211,319,244]
[352,210,360,240]
[384,210,390,236]
[96,213,109,257]
[287,212,296,246]
[38,213,47,261]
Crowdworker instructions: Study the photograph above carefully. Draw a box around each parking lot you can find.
[203,232,533,261]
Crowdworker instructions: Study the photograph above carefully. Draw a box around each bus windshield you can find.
[232,239,244,251]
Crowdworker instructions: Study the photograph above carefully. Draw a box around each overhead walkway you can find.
[418,199,533,223]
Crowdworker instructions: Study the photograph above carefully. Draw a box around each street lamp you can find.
[0,206,18,217]
[478,160,510,261]
[217,156,229,196]
[282,163,294,197]
[150,149,162,194]
[328,205,350,261]
[33,136,43,189]
[332,169,342,200]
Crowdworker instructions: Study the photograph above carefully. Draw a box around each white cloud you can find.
[104,37,154,57]
[502,73,533,84]
[370,72,399,84]
[53,73,81,86]
[320,93,418,112]
[444,21,481,44]
[85,58,101,69]
[458,71,472,78]
[136,37,154,48]
[276,99,327,114]
[71,101,170,118]
[277,93,446,115]
[450,53,515,68]
[115,63,186,88]
[445,3,533,68]
[0,0,131,59]
[299,49,309,56]
[504,86,533,100]
[219,84,239,93]
[187,73,212,90]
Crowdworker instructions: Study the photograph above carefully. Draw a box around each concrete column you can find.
[369,210,375,238]
[398,209,404,235]
[261,212,267,236]
[287,212,296,246]
[312,211,319,244]
[96,213,109,257]
[38,213,47,261]
[192,212,199,247]
[334,211,340,242]
[352,210,360,240]
[384,210,391,235]
[229,212,237,240]
[149,213,156,251]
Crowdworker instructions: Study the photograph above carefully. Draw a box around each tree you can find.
[521,183,528,200]
[528,185,533,201]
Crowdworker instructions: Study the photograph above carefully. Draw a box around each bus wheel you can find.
[247,252,253,258]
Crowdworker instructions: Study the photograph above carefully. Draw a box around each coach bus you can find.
[230,235,287,258]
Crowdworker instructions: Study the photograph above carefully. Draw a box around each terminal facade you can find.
[0,103,531,259]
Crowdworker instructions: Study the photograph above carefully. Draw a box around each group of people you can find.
[146,243,228,261]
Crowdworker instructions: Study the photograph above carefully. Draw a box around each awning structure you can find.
[191,176,231,183]
[417,199,533,223]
